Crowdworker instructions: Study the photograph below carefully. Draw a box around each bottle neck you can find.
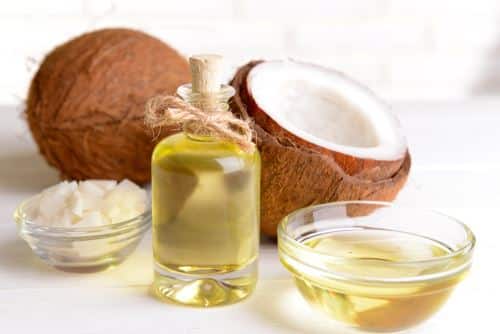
[177,83,235,113]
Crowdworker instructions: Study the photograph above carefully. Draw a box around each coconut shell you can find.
[26,28,190,184]
[230,61,411,236]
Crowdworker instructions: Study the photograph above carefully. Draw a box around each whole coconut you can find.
[26,28,190,184]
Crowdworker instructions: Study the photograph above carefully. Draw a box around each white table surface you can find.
[0,100,499,333]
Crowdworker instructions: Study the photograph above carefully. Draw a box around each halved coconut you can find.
[230,60,411,236]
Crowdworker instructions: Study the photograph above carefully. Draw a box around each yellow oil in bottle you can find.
[281,229,469,332]
[150,54,260,307]
[152,132,260,306]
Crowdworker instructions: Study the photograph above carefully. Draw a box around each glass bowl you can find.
[278,201,475,333]
[14,196,151,273]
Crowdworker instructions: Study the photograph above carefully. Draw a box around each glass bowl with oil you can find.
[278,201,475,332]
[14,196,151,273]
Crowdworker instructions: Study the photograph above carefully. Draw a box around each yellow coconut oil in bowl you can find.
[278,201,475,332]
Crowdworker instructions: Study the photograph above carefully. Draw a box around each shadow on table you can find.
[249,280,358,334]
[0,150,58,194]
[0,237,57,275]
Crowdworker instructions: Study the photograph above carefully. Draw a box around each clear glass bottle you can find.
[151,55,260,306]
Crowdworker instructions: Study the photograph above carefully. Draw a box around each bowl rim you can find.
[278,200,476,283]
[14,194,151,238]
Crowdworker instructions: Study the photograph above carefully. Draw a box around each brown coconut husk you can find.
[26,28,191,184]
[230,61,411,236]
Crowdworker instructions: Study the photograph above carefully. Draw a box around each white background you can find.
[1,0,500,103]
[0,1,499,333]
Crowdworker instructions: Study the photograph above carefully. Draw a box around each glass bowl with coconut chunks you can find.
[14,180,151,273]
[278,201,475,332]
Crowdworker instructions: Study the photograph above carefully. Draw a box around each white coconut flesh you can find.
[247,60,407,161]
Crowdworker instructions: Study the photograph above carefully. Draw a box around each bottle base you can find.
[153,260,257,307]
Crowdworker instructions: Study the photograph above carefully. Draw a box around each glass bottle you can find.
[151,55,261,306]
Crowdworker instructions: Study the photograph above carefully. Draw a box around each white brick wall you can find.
[0,0,499,104]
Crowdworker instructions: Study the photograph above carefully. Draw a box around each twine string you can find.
[145,95,254,151]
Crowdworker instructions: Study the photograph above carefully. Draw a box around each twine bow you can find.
[145,95,255,152]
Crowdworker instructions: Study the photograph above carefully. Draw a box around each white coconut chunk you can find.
[67,190,84,217]
[87,180,117,192]
[101,203,122,223]
[78,181,107,211]
[101,181,146,223]
[116,179,143,193]
[42,180,77,197]
[30,179,146,227]
[77,211,107,227]
[79,181,106,197]
[54,181,78,197]
[38,183,71,220]
[247,60,407,160]
[108,209,134,224]
[58,209,75,227]
[40,181,78,217]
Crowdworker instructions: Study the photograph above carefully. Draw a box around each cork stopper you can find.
[145,54,254,150]
[189,54,223,94]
